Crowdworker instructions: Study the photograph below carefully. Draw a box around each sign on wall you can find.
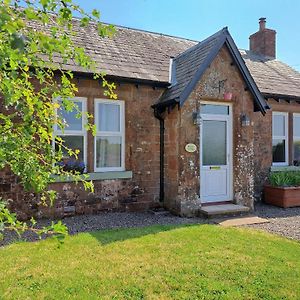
[185,143,197,153]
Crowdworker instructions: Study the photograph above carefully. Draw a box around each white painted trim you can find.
[53,171,133,183]
[53,97,88,167]
[293,113,300,139]
[199,101,233,203]
[94,98,125,172]
[168,58,173,84]
[293,113,300,165]
[272,111,289,166]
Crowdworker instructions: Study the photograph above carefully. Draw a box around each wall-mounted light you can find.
[241,113,251,127]
[192,111,201,125]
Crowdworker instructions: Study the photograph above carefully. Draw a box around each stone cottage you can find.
[2,18,300,218]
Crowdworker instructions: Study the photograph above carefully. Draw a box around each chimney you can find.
[249,17,276,58]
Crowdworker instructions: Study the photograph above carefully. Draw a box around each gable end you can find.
[155,28,270,115]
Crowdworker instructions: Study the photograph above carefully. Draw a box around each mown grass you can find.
[1,224,300,299]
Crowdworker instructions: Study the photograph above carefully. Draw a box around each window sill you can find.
[52,171,133,183]
[271,166,300,172]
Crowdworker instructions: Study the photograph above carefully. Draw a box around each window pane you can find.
[272,139,286,163]
[98,103,120,132]
[96,136,121,168]
[55,135,84,162]
[294,116,300,137]
[58,101,83,131]
[200,104,229,115]
[203,120,226,166]
[272,114,285,136]
[294,140,300,165]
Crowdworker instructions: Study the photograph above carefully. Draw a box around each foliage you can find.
[269,171,300,187]
[0,201,67,244]
[0,0,116,240]
[1,225,300,299]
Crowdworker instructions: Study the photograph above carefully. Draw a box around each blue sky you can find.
[74,0,300,71]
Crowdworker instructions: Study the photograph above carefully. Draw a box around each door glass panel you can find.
[203,120,226,166]
[272,139,286,163]
[200,104,229,115]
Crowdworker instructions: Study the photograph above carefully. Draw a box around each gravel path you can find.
[1,203,300,246]
[245,203,300,241]
[0,211,205,247]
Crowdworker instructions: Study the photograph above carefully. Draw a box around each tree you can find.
[0,0,116,241]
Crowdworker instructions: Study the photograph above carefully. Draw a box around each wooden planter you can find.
[264,185,300,208]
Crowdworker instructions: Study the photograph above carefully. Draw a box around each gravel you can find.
[244,203,300,241]
[1,203,299,247]
[0,211,205,247]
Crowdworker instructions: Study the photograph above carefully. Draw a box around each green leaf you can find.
[92,9,100,19]
[0,0,116,242]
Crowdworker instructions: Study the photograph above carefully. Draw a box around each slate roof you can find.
[156,28,269,114]
[28,18,196,84]
[242,50,300,99]
[28,18,300,101]
[158,29,225,105]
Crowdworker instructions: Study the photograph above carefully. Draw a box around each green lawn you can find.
[1,225,300,299]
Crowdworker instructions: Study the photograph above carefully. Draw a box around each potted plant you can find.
[58,159,86,174]
[264,171,300,208]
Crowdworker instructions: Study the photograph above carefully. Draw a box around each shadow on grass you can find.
[88,224,198,245]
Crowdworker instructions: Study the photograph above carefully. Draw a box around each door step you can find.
[199,204,250,218]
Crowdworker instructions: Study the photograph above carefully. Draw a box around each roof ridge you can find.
[67,14,199,43]
[106,22,199,43]
[174,27,228,61]
[156,27,269,114]
[19,5,200,44]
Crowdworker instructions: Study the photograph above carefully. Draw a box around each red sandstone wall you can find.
[164,45,259,215]
[252,100,300,201]
[164,107,181,213]
[0,78,164,219]
[252,109,272,200]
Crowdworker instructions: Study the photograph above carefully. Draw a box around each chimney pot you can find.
[259,17,266,31]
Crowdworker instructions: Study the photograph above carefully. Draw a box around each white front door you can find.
[200,103,232,203]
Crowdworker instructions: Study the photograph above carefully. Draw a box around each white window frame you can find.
[293,113,300,164]
[272,111,288,166]
[53,97,87,166]
[94,99,125,172]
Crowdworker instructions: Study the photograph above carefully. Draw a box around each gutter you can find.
[65,70,171,88]
[153,107,165,203]
[262,93,300,103]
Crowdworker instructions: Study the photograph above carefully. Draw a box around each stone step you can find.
[214,216,269,227]
[199,204,250,218]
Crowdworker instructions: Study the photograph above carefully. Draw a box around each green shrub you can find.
[269,171,300,187]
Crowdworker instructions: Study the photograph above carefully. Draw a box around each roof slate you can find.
[156,28,269,114]
[28,19,196,83]
[158,29,225,103]
[241,50,300,99]
[28,18,300,99]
